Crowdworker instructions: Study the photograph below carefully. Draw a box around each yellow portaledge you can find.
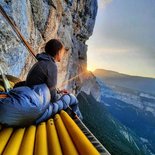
[47,119,62,155]
[0,128,13,154]
[60,110,100,155]
[19,125,36,155]
[0,111,100,155]
[54,114,78,155]
[3,128,25,155]
[34,122,48,155]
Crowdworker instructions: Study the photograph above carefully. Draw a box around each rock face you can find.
[0,0,98,92]
[80,71,102,102]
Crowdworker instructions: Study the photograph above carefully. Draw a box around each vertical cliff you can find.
[0,0,98,92]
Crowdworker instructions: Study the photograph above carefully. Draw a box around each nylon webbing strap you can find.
[0,4,37,60]
[0,66,11,92]
[0,94,8,98]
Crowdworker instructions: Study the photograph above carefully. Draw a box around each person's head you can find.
[45,39,65,62]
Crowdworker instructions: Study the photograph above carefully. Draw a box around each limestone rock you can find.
[80,71,102,102]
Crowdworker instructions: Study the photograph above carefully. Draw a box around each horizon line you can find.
[89,68,155,79]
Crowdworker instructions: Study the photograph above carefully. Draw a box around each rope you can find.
[59,71,87,89]
[0,4,36,60]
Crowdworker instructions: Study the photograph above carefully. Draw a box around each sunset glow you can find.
[87,0,155,78]
[87,65,96,72]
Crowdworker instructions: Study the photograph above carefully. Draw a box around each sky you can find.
[87,0,155,78]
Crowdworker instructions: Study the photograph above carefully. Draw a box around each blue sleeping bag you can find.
[0,84,82,127]
[0,84,51,126]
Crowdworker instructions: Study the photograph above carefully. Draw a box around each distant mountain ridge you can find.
[77,92,150,155]
[93,69,155,95]
[94,69,155,79]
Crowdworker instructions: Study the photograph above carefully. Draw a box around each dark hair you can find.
[45,39,63,57]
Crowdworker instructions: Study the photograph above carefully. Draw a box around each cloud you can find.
[98,0,112,9]
[93,47,137,54]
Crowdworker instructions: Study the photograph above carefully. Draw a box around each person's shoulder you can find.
[47,60,57,67]
[36,60,49,68]
[47,60,57,73]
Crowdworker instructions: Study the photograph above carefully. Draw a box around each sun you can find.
[87,66,96,72]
